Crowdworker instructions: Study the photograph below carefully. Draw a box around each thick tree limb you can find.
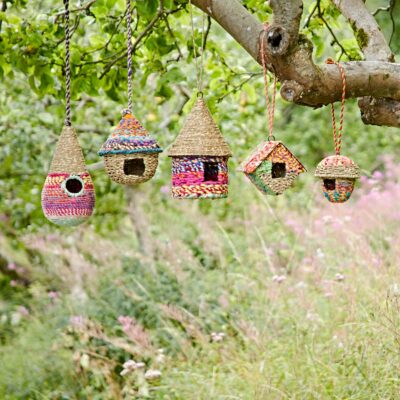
[192,0,400,127]
[333,0,400,127]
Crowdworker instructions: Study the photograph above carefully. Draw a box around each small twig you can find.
[55,0,96,18]
[303,1,319,28]
[0,1,8,33]
[99,0,165,80]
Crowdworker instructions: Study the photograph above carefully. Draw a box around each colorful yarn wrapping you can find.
[240,141,306,195]
[315,155,360,204]
[99,112,162,185]
[98,113,162,156]
[171,157,228,199]
[42,172,95,226]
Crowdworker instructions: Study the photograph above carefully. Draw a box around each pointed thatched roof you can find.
[167,98,232,157]
[50,126,87,174]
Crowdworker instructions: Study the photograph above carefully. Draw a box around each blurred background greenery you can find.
[1,0,400,398]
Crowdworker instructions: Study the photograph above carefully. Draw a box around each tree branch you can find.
[332,0,400,127]
[192,0,400,127]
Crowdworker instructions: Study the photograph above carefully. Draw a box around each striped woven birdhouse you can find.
[315,155,360,203]
[167,98,232,199]
[240,141,305,195]
[98,111,162,185]
[42,126,95,226]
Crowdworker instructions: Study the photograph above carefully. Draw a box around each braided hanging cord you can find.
[326,58,347,155]
[260,24,277,141]
[64,0,71,126]
[125,0,133,114]
[189,0,206,95]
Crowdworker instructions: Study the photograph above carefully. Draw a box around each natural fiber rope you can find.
[126,0,133,113]
[63,0,71,127]
[189,0,205,95]
[260,23,277,141]
[326,58,346,155]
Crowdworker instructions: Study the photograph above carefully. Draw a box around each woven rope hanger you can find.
[260,23,278,141]
[326,58,347,155]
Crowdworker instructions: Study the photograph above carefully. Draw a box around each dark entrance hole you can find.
[124,158,145,176]
[65,178,83,194]
[323,179,336,191]
[272,163,286,179]
[204,162,219,182]
[268,30,282,48]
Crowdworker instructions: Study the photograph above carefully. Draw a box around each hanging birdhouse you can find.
[315,155,360,203]
[240,141,306,195]
[42,126,95,226]
[98,111,162,185]
[167,98,232,199]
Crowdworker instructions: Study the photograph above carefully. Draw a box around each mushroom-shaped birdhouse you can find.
[240,141,306,195]
[315,155,360,203]
[167,98,232,199]
[98,111,162,185]
[42,126,95,226]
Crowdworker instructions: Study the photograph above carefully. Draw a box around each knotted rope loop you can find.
[260,23,277,141]
[326,58,347,155]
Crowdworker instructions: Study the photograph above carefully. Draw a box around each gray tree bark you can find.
[192,0,400,128]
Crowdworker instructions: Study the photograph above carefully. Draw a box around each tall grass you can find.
[1,157,400,399]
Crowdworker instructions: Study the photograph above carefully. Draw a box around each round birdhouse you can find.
[42,126,95,226]
[98,111,162,185]
[315,155,360,203]
[167,98,232,199]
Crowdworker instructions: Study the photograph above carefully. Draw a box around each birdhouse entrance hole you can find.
[323,179,336,191]
[65,177,83,194]
[204,162,219,182]
[124,158,145,176]
[272,163,286,179]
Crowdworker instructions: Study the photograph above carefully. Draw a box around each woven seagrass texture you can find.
[315,155,360,179]
[50,126,87,174]
[99,112,162,185]
[240,141,306,196]
[167,98,232,157]
[104,154,159,185]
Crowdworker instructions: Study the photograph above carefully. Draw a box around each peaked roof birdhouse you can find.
[240,140,306,195]
[167,98,232,199]
[42,126,96,226]
[315,155,360,203]
[98,111,162,185]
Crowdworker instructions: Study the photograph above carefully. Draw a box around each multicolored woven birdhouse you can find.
[42,126,95,226]
[98,111,162,185]
[315,155,360,203]
[240,141,306,195]
[167,98,232,199]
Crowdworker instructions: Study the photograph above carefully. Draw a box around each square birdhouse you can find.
[167,98,232,199]
[240,141,306,195]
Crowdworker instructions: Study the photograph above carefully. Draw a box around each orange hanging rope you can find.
[260,23,277,141]
[326,58,347,155]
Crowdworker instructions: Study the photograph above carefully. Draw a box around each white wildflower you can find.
[272,275,286,284]
[211,332,226,343]
[144,369,162,381]
[335,273,345,282]
[120,359,145,376]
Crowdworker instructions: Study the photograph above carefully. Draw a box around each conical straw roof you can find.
[167,98,232,157]
[50,126,87,174]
